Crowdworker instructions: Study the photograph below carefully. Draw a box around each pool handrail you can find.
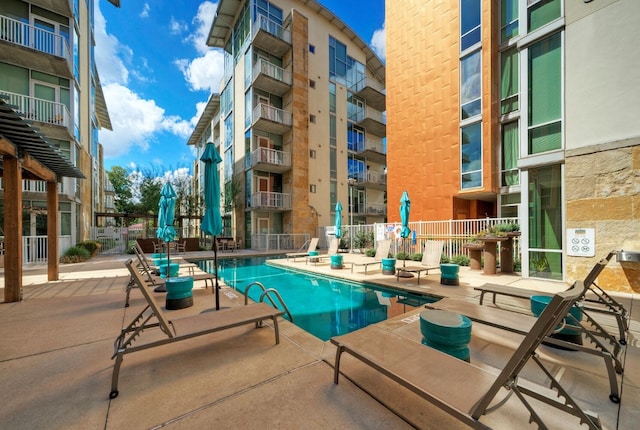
[245,281,294,322]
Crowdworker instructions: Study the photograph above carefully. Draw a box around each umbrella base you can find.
[154,285,166,293]
[396,270,415,278]
[166,296,193,310]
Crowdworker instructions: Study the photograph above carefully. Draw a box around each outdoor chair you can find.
[348,239,391,274]
[110,260,284,399]
[306,238,339,264]
[332,281,602,429]
[286,237,319,261]
[396,240,444,284]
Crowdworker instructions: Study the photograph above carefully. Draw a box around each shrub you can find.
[353,230,374,251]
[77,240,100,256]
[395,251,410,260]
[411,253,423,261]
[61,246,91,263]
[451,254,470,266]
[440,253,450,264]
[364,248,376,257]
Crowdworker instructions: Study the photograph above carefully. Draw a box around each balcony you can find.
[247,147,291,174]
[250,59,292,96]
[250,191,292,212]
[355,171,387,191]
[0,90,72,135]
[0,15,72,77]
[252,15,291,58]
[251,103,292,135]
[350,77,386,112]
[351,107,386,137]
[353,137,386,164]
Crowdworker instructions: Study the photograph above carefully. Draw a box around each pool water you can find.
[197,256,436,341]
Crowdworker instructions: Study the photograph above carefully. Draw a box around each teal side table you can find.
[439,263,460,286]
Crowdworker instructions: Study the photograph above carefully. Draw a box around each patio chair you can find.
[396,240,444,284]
[110,260,284,399]
[348,239,392,274]
[332,280,602,429]
[306,238,339,264]
[428,256,624,403]
[286,237,319,261]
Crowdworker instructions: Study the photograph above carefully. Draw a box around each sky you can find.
[96,0,386,175]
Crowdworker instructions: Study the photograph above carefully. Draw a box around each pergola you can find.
[0,97,85,303]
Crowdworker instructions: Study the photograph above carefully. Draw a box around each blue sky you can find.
[96,0,385,175]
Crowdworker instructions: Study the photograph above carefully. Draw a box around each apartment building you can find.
[386,0,639,290]
[187,0,386,249]
[0,0,111,251]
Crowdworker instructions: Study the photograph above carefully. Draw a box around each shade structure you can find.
[156,182,177,289]
[334,201,343,239]
[200,142,223,310]
[400,191,412,270]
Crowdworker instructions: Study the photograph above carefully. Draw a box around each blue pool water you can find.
[197,256,436,341]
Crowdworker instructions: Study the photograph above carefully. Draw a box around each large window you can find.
[461,122,482,189]
[528,32,561,154]
[528,0,561,32]
[500,0,518,42]
[460,0,481,51]
[501,122,519,186]
[461,50,481,119]
[528,164,563,280]
[500,48,518,115]
[329,36,348,85]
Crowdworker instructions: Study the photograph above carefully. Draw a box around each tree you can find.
[138,177,162,215]
[107,166,134,216]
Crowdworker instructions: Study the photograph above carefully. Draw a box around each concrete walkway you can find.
[1,252,638,429]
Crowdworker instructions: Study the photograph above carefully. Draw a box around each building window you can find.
[461,122,482,189]
[309,44,315,53]
[310,149,316,159]
[500,0,518,42]
[499,193,520,218]
[528,0,561,33]
[309,79,315,89]
[460,0,481,51]
[528,164,563,280]
[310,184,316,193]
[309,114,316,123]
[461,50,481,120]
[528,32,561,155]
[329,82,336,113]
[60,202,71,236]
[501,122,519,186]
[500,47,519,115]
[329,36,348,85]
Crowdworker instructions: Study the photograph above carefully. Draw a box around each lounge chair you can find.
[110,260,284,399]
[428,257,623,403]
[306,238,339,265]
[348,239,391,274]
[286,237,319,261]
[396,240,444,284]
[473,251,628,344]
[332,281,602,429]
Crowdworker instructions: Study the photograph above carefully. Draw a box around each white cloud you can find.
[140,3,150,18]
[371,23,386,63]
[170,17,187,35]
[175,50,224,93]
[94,4,129,84]
[187,1,218,55]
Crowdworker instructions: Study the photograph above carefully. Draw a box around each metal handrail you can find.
[244,281,293,322]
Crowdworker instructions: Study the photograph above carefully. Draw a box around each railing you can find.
[354,171,386,186]
[251,233,309,251]
[349,107,386,124]
[250,59,292,87]
[0,15,71,63]
[20,235,71,264]
[252,103,292,126]
[253,14,291,44]
[250,191,292,210]
[349,77,386,95]
[243,281,294,322]
[0,178,52,193]
[0,90,71,129]
[247,147,291,169]
[353,137,386,154]
[365,203,387,216]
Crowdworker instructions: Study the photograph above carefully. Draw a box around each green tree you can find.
[137,177,162,215]
[107,166,134,216]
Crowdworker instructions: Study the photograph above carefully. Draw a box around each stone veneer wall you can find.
[282,10,316,235]
[565,142,640,293]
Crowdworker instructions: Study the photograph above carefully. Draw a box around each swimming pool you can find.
[197,256,436,341]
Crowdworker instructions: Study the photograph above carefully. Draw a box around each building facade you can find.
[0,0,111,253]
[188,0,386,249]
[386,0,639,291]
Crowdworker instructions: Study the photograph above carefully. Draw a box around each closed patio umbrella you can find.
[400,191,411,269]
[155,182,177,291]
[334,201,343,239]
[201,142,223,310]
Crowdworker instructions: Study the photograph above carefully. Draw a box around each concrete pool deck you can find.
[1,250,639,429]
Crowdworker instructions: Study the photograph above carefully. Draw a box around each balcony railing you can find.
[354,171,387,186]
[253,14,291,44]
[250,191,292,210]
[353,137,386,154]
[248,58,292,94]
[0,15,71,64]
[349,107,386,124]
[350,77,385,95]
[0,178,61,193]
[247,147,291,170]
[251,103,293,133]
[0,90,71,130]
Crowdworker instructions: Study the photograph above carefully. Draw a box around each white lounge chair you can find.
[348,239,391,274]
[286,237,319,261]
[396,240,444,284]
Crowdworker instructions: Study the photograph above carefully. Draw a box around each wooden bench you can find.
[331,281,602,429]
[111,260,284,399]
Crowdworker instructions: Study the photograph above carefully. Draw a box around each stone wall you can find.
[565,143,640,293]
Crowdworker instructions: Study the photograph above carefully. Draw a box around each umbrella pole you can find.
[213,235,220,310]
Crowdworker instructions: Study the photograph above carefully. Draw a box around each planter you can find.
[381,258,396,275]
[463,243,483,270]
[165,276,194,310]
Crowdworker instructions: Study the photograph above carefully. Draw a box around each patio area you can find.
[1,251,639,429]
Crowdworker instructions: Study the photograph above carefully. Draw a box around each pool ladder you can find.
[244,281,294,323]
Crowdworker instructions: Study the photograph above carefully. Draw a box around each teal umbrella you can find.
[201,142,223,310]
[400,191,411,269]
[155,182,177,290]
[334,201,343,239]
